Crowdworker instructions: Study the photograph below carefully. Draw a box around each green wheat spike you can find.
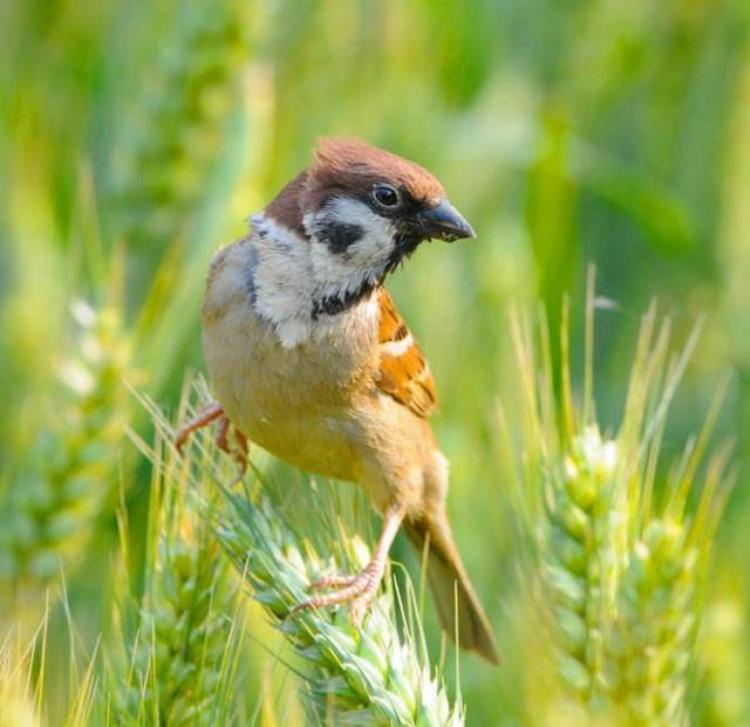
[113,0,250,254]
[506,277,731,723]
[0,301,132,592]
[111,428,238,727]
[141,381,465,727]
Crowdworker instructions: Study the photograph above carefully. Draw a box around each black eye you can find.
[373,184,400,208]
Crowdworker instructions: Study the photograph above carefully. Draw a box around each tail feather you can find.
[405,515,500,665]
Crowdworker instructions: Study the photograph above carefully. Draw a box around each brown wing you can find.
[375,289,437,418]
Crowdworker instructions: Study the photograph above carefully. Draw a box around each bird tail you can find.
[405,514,500,665]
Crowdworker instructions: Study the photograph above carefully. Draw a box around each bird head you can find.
[261,137,475,315]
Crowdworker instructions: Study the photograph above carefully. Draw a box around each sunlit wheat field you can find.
[1,1,749,725]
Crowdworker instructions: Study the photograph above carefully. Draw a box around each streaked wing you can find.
[375,289,437,418]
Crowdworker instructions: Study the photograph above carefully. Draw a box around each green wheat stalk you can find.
[503,272,732,722]
[112,0,250,255]
[0,301,133,594]
[144,381,464,727]
[109,405,239,727]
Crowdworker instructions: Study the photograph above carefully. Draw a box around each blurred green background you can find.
[1,0,749,723]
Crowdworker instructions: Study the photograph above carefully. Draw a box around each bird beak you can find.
[418,199,476,242]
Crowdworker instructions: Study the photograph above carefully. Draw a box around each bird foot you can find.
[290,507,405,622]
[291,559,386,622]
[175,401,249,474]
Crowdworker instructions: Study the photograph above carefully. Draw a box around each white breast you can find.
[203,223,381,401]
[202,230,381,480]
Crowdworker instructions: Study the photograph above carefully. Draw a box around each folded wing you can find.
[375,289,437,418]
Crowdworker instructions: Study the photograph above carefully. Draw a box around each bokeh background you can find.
[1,0,749,723]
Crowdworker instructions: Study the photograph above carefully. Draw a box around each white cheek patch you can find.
[246,202,395,349]
[304,198,397,299]
[322,197,396,265]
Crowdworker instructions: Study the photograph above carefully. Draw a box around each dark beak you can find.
[418,199,476,242]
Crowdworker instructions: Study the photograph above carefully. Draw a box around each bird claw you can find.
[308,573,359,590]
[291,561,384,618]
[289,508,404,622]
[215,415,231,453]
[175,401,249,476]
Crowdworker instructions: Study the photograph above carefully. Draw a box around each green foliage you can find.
[505,289,731,724]
[217,493,463,726]
[109,418,238,727]
[0,301,132,591]
[0,612,98,727]
[1,0,749,724]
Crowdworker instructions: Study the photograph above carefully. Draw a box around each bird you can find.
[177,137,499,664]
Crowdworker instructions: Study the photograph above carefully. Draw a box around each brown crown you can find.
[309,137,445,204]
[264,137,445,238]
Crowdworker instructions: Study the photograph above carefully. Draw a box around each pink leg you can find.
[175,402,224,452]
[228,429,249,476]
[215,415,231,453]
[309,573,359,590]
[291,507,405,617]
[176,403,249,474]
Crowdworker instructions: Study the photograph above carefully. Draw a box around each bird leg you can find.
[292,506,405,620]
[232,429,249,472]
[175,401,224,451]
[175,401,248,473]
[214,412,231,452]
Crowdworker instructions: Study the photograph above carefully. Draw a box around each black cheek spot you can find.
[319,222,364,254]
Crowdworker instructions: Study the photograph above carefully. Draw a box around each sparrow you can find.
[177,137,499,664]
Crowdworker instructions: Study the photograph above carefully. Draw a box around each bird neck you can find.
[247,212,383,347]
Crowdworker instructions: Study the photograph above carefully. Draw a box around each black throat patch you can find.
[310,232,423,319]
[308,211,374,317]
[311,278,378,319]
[384,233,421,275]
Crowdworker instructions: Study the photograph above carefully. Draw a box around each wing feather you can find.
[376,289,437,418]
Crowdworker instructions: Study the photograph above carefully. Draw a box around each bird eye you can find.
[373,184,400,208]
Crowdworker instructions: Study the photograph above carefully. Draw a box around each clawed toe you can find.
[175,402,249,476]
[291,562,383,617]
[215,415,231,453]
[290,507,405,621]
[233,430,249,473]
[309,573,359,591]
